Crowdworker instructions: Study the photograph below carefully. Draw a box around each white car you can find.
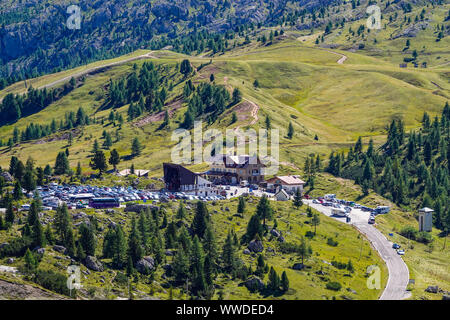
[19,204,31,211]
[397,249,405,255]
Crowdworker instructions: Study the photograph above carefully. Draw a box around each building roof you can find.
[163,163,199,187]
[210,154,264,168]
[267,175,305,185]
[118,169,149,177]
[275,189,289,198]
[419,207,434,213]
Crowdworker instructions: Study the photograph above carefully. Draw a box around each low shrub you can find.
[33,269,70,296]
[326,281,342,291]
[327,237,339,247]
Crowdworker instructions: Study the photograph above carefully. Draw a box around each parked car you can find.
[397,249,405,255]
[392,243,401,249]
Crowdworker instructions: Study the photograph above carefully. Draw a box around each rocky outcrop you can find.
[425,285,439,294]
[293,263,305,270]
[85,256,104,272]
[392,22,429,39]
[242,276,265,292]
[0,172,13,182]
[248,240,264,253]
[270,229,280,238]
[53,245,67,254]
[136,256,155,274]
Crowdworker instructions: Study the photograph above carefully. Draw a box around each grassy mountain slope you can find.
[0,34,448,172]
[0,196,387,300]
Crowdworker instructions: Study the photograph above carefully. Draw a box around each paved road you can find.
[305,200,410,300]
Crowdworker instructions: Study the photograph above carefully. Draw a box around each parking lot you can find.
[17,183,273,211]
[23,183,232,211]
[305,199,372,225]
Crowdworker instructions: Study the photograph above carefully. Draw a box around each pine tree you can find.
[192,201,209,238]
[293,188,303,208]
[5,198,14,225]
[280,271,289,292]
[32,218,46,248]
[311,213,321,235]
[232,88,242,104]
[163,110,170,128]
[79,223,96,256]
[128,217,143,265]
[76,241,86,261]
[177,202,187,220]
[191,236,206,294]
[92,139,99,154]
[180,59,193,77]
[24,248,37,273]
[90,151,108,176]
[103,132,112,149]
[287,122,294,139]
[113,226,128,268]
[109,149,120,171]
[222,231,236,272]
[256,195,272,228]
[102,228,116,258]
[244,214,263,242]
[131,137,142,158]
[297,236,312,265]
[255,254,265,276]
[203,224,218,272]
[267,266,280,291]
[237,196,246,214]
[22,168,36,193]
[65,227,76,257]
[265,115,271,129]
[13,181,23,200]
[54,204,71,244]
[54,151,69,175]
[182,111,194,129]
[27,199,40,226]
[45,224,55,245]
[173,244,190,282]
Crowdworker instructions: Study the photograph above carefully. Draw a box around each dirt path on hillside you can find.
[319,48,348,64]
[295,36,347,65]
[40,52,158,91]
[0,51,158,104]
[245,99,260,126]
[223,76,260,132]
[134,98,183,127]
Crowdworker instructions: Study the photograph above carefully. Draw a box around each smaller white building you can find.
[275,189,290,201]
[266,175,305,195]
[118,169,149,177]
[419,207,433,232]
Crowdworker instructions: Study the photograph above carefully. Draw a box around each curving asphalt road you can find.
[305,200,410,300]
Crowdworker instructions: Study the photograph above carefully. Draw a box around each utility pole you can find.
[359,235,363,261]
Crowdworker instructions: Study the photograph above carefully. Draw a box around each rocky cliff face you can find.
[2,0,321,78]
[1,0,426,79]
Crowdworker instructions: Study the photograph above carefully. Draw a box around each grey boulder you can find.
[136,256,155,274]
[85,256,104,272]
[248,240,264,253]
